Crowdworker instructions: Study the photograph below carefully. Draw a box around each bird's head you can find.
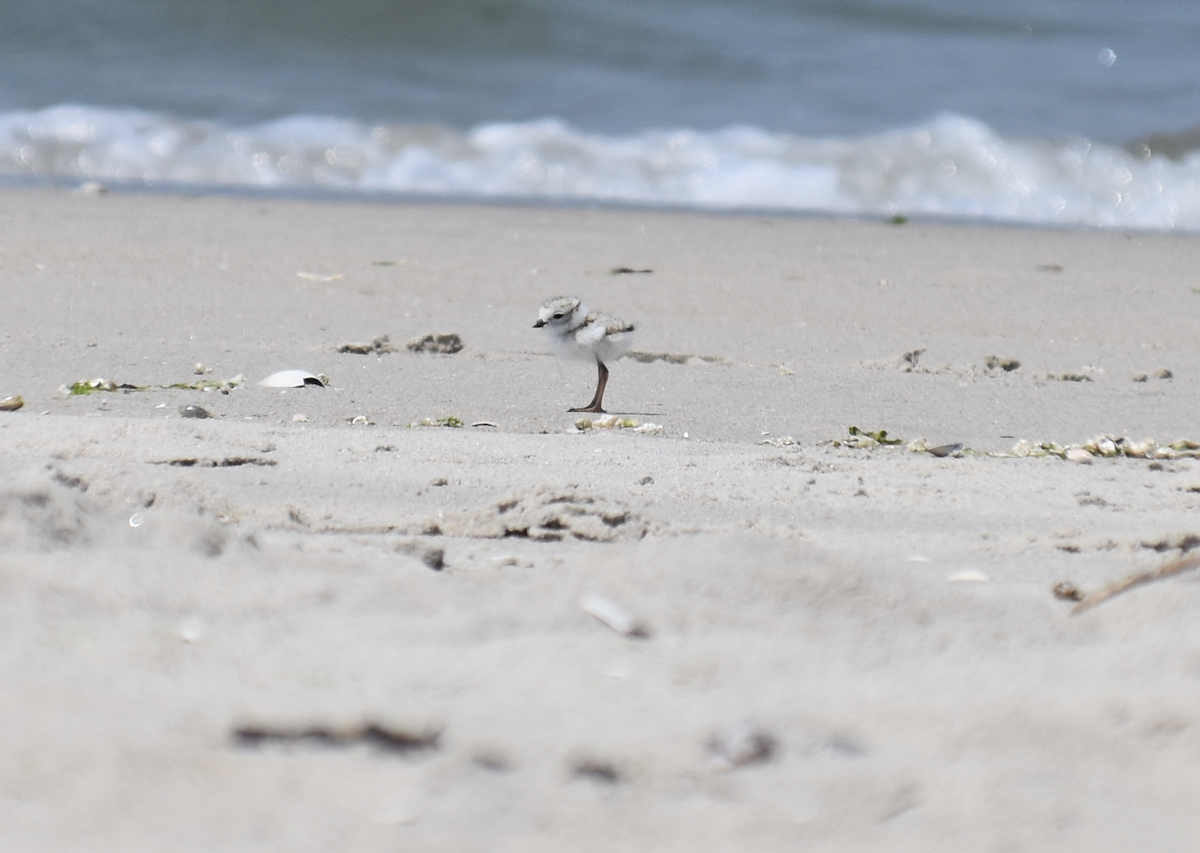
[533,296,582,329]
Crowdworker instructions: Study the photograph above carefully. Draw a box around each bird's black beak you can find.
[532,319,545,328]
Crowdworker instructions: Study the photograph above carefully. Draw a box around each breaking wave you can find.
[3,105,1199,230]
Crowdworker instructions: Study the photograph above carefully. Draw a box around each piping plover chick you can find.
[533,296,636,413]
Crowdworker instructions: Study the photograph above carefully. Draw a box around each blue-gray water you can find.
[3,0,1199,228]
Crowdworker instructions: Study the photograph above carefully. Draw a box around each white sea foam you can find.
[3,104,1199,230]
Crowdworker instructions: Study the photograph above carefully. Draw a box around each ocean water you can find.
[3,0,1200,229]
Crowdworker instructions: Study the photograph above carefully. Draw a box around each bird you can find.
[533,296,636,413]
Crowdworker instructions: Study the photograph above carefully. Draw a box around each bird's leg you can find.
[569,361,609,413]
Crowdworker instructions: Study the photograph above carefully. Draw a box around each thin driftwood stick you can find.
[1071,552,1200,615]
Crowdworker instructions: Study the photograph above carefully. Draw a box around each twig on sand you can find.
[1071,553,1200,615]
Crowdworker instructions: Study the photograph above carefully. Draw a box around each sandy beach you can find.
[2,186,1200,851]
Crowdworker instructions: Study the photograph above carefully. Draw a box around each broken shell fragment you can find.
[259,370,326,388]
[0,395,24,412]
[947,570,990,583]
[178,616,207,643]
[1064,447,1093,464]
[926,443,963,458]
[1122,439,1155,459]
[580,593,648,638]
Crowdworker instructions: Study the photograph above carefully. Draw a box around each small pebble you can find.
[708,721,777,768]
[571,758,621,784]
[180,405,212,419]
[1052,581,1085,602]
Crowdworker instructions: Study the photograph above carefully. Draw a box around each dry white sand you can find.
[2,187,1200,851]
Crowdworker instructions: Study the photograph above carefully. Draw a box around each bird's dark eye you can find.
[552,313,564,319]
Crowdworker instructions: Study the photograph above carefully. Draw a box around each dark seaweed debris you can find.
[233,722,441,755]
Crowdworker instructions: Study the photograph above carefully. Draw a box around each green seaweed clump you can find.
[409,416,463,428]
[166,375,244,394]
[575,416,640,431]
[64,374,244,396]
[847,426,902,446]
[64,378,145,395]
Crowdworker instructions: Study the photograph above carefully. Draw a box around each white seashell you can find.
[947,570,989,583]
[259,369,325,388]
